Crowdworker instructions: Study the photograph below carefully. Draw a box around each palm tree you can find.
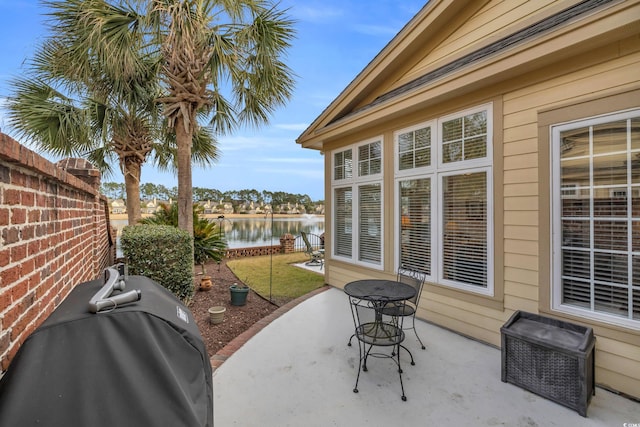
[5,3,220,226]
[52,0,296,238]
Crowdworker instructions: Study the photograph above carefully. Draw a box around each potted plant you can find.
[229,282,250,306]
[208,306,226,324]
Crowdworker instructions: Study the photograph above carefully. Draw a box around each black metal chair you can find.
[380,268,427,349]
[301,231,324,268]
[348,294,409,401]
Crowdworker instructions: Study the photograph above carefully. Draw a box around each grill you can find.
[0,266,213,426]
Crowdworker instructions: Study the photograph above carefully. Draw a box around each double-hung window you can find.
[395,104,493,295]
[332,137,383,267]
[552,109,640,327]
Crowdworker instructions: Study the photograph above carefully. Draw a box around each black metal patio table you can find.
[344,279,417,346]
[344,279,416,302]
[344,279,417,401]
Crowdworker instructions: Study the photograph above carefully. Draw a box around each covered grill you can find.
[0,266,213,426]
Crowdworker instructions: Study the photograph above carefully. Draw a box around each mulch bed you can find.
[188,259,281,357]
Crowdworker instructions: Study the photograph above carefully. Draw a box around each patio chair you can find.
[301,231,324,269]
[348,294,409,401]
[380,267,427,349]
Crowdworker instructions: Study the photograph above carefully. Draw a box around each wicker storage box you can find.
[501,311,595,417]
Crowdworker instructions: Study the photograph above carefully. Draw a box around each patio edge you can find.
[210,285,332,371]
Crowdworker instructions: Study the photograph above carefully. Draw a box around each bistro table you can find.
[344,279,417,338]
[344,279,417,401]
[344,279,416,302]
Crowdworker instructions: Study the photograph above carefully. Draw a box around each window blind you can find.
[442,172,487,287]
[358,184,381,264]
[334,187,352,257]
[399,178,431,274]
[558,114,640,321]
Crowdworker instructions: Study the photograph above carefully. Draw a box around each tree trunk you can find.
[124,161,142,225]
[176,118,194,239]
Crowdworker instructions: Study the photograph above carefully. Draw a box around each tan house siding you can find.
[300,0,640,399]
[406,0,568,83]
[502,40,640,396]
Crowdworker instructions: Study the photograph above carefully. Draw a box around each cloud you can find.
[218,135,287,152]
[292,6,343,22]
[274,123,309,131]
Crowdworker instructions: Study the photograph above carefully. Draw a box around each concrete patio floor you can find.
[213,287,638,426]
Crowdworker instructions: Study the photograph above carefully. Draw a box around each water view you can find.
[111,215,325,250]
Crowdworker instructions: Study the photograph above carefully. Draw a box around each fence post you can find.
[280,233,295,254]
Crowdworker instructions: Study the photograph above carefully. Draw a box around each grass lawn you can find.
[227,252,325,304]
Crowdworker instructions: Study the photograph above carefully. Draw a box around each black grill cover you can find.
[0,274,213,427]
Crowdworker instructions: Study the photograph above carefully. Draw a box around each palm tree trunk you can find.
[176,118,194,239]
[124,162,142,225]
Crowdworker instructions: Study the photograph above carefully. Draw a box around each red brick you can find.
[22,259,36,279]
[0,249,8,268]
[11,169,26,186]
[0,208,8,226]
[1,265,20,286]
[21,191,34,207]
[3,304,20,328]
[28,210,40,222]
[0,331,10,354]
[2,227,19,244]
[27,240,40,256]
[0,289,11,310]
[11,207,26,224]
[21,224,35,240]
[10,280,29,302]
[10,243,27,263]
[4,189,20,205]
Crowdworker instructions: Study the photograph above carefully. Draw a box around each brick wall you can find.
[0,133,115,372]
[224,234,296,259]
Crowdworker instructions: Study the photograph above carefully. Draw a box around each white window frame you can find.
[331,137,384,269]
[394,103,494,296]
[395,120,436,177]
[551,108,640,329]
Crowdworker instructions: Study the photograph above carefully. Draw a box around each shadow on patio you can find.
[213,287,639,426]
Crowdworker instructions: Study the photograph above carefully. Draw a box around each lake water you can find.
[111,215,325,250]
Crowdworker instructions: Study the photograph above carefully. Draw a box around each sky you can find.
[0,0,427,201]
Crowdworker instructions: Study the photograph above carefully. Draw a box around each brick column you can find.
[280,233,295,254]
[55,158,101,190]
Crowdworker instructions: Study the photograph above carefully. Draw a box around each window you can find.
[334,187,352,257]
[441,172,487,287]
[332,138,383,267]
[359,184,382,263]
[399,178,431,274]
[552,110,640,327]
[442,111,488,163]
[395,104,493,295]
[334,149,353,181]
[398,126,431,170]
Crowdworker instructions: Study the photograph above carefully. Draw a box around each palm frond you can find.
[6,78,93,156]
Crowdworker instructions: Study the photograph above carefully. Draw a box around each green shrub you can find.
[121,224,194,301]
[141,203,227,276]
